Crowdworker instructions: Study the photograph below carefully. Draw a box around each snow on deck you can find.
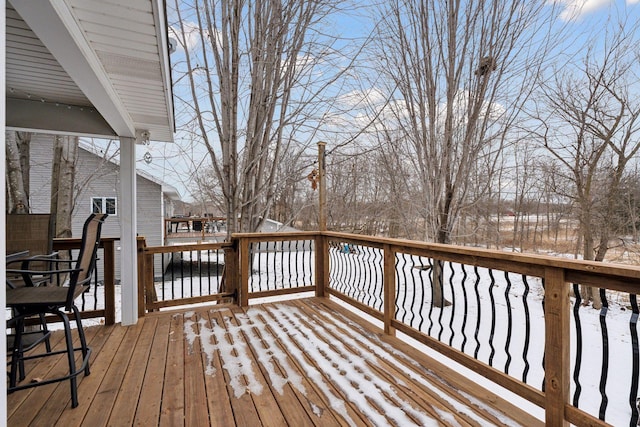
[181,298,541,426]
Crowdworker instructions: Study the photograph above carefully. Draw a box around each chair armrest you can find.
[6,252,60,267]
[22,257,74,269]
[7,267,81,276]
[19,254,73,276]
[7,267,82,287]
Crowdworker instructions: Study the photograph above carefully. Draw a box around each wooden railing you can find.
[137,231,640,426]
[235,232,319,305]
[137,240,236,316]
[319,232,640,427]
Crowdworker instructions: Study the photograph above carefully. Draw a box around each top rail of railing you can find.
[321,231,640,292]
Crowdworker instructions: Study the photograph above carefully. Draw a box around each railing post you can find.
[383,244,396,336]
[315,234,327,298]
[102,239,116,325]
[144,253,157,312]
[224,240,239,304]
[544,267,570,427]
[239,237,250,307]
[136,237,146,318]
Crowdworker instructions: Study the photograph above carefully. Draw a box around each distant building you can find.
[28,133,182,280]
[261,218,298,233]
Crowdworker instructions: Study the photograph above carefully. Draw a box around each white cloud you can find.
[556,0,612,21]
[337,88,387,110]
[169,21,204,53]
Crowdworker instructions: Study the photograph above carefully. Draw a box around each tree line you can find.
[175,1,640,264]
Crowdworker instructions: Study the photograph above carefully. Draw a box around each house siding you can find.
[28,134,167,282]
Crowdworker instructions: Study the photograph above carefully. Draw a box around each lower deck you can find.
[7,297,542,426]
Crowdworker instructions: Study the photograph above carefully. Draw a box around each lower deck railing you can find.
[135,230,640,426]
[138,240,236,314]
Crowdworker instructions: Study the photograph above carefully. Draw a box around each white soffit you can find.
[69,0,175,142]
[11,0,136,138]
[7,0,174,142]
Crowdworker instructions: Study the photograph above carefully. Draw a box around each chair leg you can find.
[17,337,26,382]
[17,322,26,382]
[8,317,24,389]
[58,311,79,408]
[39,313,52,353]
[72,304,91,377]
[8,310,27,382]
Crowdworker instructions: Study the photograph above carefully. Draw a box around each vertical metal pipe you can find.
[318,142,327,231]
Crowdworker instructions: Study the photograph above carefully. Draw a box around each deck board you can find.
[198,309,236,427]
[183,310,211,427]
[8,324,101,427]
[300,298,480,424]
[254,304,370,427]
[133,314,171,426]
[85,321,144,427]
[108,316,158,426]
[236,308,320,427]
[159,311,185,427]
[7,297,544,426]
[55,323,124,427]
[6,327,67,421]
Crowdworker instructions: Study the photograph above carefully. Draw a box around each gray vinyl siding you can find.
[28,133,166,282]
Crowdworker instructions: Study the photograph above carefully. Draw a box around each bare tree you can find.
[371,0,561,245]
[5,131,31,213]
[369,0,561,305]
[171,0,357,238]
[535,22,640,307]
[50,136,78,238]
[621,169,640,243]
[373,133,424,239]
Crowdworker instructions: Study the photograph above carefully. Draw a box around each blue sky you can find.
[557,0,639,21]
[124,0,640,203]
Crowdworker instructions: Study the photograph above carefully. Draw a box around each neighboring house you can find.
[28,133,182,282]
[261,218,298,233]
[258,218,313,251]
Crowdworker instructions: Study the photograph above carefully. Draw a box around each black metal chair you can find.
[6,253,57,383]
[6,213,108,408]
[5,213,59,370]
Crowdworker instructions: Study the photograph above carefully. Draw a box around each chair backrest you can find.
[66,214,107,308]
[6,214,55,270]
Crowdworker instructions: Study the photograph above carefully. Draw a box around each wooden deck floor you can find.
[7,298,542,426]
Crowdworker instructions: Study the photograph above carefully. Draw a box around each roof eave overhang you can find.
[11,0,136,138]
[152,0,176,137]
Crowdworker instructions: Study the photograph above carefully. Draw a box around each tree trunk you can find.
[50,139,62,223]
[17,132,31,201]
[5,131,29,213]
[49,135,78,285]
[580,210,602,308]
[51,136,77,238]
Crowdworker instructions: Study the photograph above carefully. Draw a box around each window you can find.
[92,197,117,215]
